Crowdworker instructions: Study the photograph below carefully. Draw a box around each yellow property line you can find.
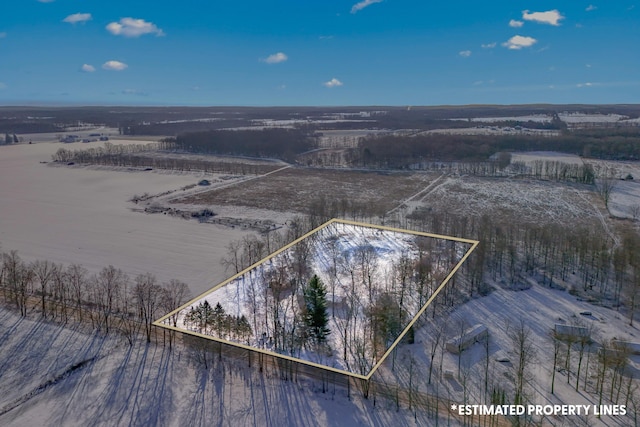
[153,218,479,380]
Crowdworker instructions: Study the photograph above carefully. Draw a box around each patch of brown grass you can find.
[177,168,434,214]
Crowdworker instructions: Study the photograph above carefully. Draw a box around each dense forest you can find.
[352,130,640,168]
[171,128,317,161]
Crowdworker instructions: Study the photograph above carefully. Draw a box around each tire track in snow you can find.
[0,356,97,417]
[575,189,620,248]
[386,173,446,216]
[165,164,292,204]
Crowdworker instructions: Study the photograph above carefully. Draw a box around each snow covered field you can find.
[450,115,553,123]
[0,140,250,295]
[0,307,450,427]
[510,151,585,165]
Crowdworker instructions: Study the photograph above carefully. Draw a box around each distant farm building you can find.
[446,324,488,354]
[60,135,80,143]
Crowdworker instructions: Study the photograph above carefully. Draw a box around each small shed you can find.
[446,324,488,354]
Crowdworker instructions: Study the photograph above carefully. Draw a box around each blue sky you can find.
[0,1,638,106]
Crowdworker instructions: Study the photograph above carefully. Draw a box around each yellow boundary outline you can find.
[153,218,479,380]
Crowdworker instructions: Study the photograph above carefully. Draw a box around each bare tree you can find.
[509,319,536,406]
[50,264,68,322]
[575,322,594,391]
[67,264,88,322]
[596,174,618,210]
[551,330,561,394]
[94,265,128,334]
[2,251,34,316]
[161,279,192,327]
[221,240,243,274]
[32,260,56,318]
[427,319,445,385]
[134,273,163,342]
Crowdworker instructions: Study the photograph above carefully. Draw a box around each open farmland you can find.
[176,168,435,215]
[403,176,604,229]
[0,140,251,295]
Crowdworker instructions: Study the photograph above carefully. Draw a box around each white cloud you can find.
[323,78,343,88]
[522,10,564,26]
[63,13,92,24]
[262,52,288,64]
[106,18,164,38]
[38,0,55,3]
[586,5,597,12]
[481,42,496,48]
[502,35,538,50]
[351,0,383,14]
[102,60,128,71]
[509,19,524,28]
[577,82,594,88]
[81,64,96,72]
[459,50,471,57]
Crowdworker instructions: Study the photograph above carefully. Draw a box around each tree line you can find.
[0,249,191,346]
[52,142,278,175]
[171,128,317,161]
[351,131,640,169]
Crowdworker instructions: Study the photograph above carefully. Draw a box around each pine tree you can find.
[213,302,226,338]
[304,275,330,344]
[236,315,253,344]
[186,300,214,333]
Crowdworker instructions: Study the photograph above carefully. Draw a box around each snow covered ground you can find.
[450,115,553,123]
[583,159,640,219]
[164,220,473,377]
[377,281,639,426]
[558,113,629,124]
[0,307,460,427]
[511,151,585,165]
[0,140,251,295]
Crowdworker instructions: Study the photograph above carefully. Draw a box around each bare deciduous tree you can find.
[134,273,163,342]
[509,319,536,406]
[596,174,618,210]
[32,260,56,318]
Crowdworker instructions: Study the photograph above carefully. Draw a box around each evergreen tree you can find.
[304,275,330,344]
[186,300,215,333]
[236,315,253,344]
[213,302,226,337]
